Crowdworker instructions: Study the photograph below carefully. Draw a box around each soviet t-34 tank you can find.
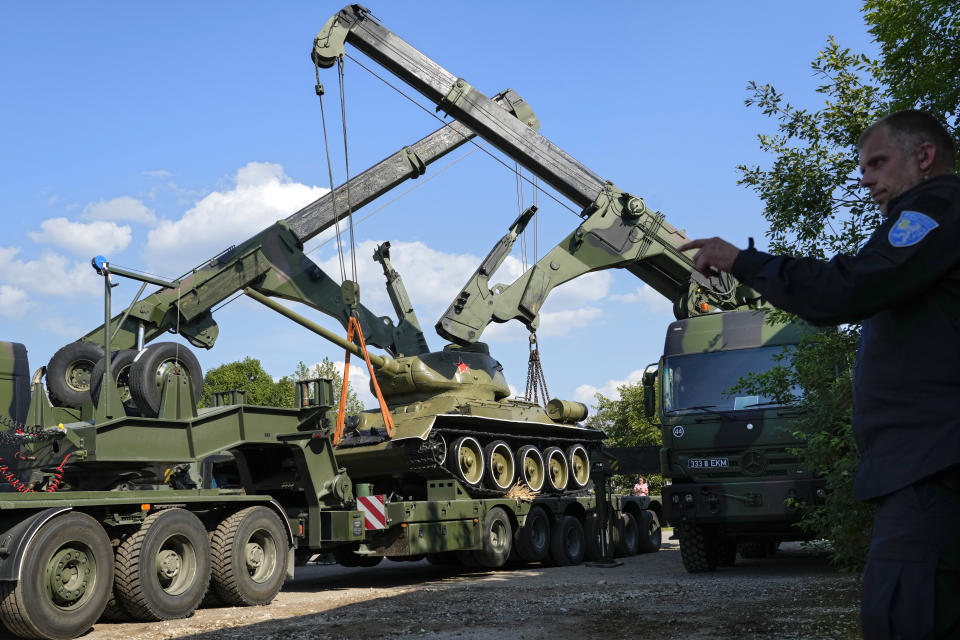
[243,237,600,502]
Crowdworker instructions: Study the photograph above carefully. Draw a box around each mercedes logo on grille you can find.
[741,450,767,476]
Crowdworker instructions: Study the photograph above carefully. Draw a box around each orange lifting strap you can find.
[334,316,396,445]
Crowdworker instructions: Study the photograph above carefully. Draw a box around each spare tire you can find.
[46,341,105,408]
[90,349,141,416]
[129,343,203,418]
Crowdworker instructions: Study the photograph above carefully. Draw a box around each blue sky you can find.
[0,2,877,409]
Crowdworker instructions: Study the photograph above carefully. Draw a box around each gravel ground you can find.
[2,532,862,640]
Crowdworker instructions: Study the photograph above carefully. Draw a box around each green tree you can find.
[736,0,959,569]
[587,382,663,495]
[293,357,365,415]
[200,357,293,408]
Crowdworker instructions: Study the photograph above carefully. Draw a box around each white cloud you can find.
[28,218,132,257]
[573,368,646,404]
[142,169,173,179]
[83,196,157,225]
[0,286,30,318]
[144,162,328,268]
[0,247,100,298]
[608,283,674,315]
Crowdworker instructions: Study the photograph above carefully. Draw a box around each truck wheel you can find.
[90,349,141,416]
[678,524,718,573]
[549,515,584,566]
[114,508,211,621]
[46,341,104,408]
[514,506,551,563]
[210,506,288,606]
[612,512,640,557]
[128,342,203,418]
[0,512,113,640]
[542,447,569,493]
[582,514,604,561]
[474,507,512,568]
[482,440,515,491]
[637,510,662,554]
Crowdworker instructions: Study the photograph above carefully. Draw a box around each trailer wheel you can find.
[90,349,141,416]
[513,506,550,563]
[637,510,662,554]
[46,341,104,408]
[611,512,640,557]
[114,508,211,620]
[128,342,204,418]
[474,506,512,568]
[549,515,584,566]
[678,523,717,573]
[210,507,288,607]
[0,512,113,640]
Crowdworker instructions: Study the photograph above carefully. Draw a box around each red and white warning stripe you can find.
[357,495,387,530]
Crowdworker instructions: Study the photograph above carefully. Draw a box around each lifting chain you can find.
[523,332,550,405]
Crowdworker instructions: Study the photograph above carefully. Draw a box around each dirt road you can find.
[9,534,862,640]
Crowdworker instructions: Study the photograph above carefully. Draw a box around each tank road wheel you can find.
[678,524,718,573]
[513,506,551,563]
[516,445,545,491]
[210,507,288,607]
[611,513,640,557]
[566,444,591,490]
[549,515,585,566]
[483,440,515,491]
[128,342,204,418]
[543,447,569,493]
[637,510,662,554]
[90,349,142,416]
[46,341,105,408]
[448,436,484,489]
[114,508,211,621]
[474,506,513,568]
[0,512,113,640]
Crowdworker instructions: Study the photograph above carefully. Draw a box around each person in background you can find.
[634,475,649,497]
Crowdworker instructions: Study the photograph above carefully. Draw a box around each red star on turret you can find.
[456,357,469,374]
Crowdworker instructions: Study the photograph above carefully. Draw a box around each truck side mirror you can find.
[642,363,658,419]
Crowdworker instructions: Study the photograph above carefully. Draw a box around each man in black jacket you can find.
[680,110,959,639]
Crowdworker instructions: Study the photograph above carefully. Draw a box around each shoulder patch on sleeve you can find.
[888,210,939,247]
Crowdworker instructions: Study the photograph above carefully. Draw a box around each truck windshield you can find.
[662,346,797,414]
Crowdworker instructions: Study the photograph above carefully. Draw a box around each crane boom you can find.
[312,5,763,345]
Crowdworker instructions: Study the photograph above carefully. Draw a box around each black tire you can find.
[513,506,551,563]
[474,507,512,568]
[90,349,142,416]
[637,510,662,554]
[678,524,718,573]
[210,506,288,607]
[98,593,131,622]
[549,515,584,566]
[0,512,113,640]
[611,512,640,557]
[582,514,605,561]
[114,508,211,621]
[128,342,203,418]
[46,341,104,408]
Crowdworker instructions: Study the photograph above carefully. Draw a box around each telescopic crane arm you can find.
[313,5,763,345]
[77,88,537,358]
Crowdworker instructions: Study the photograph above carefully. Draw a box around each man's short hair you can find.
[859,110,956,171]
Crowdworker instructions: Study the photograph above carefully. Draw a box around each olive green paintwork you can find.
[0,342,30,427]
[657,310,824,535]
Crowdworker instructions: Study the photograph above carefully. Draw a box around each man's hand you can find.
[678,237,741,277]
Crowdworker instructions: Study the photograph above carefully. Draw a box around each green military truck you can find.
[646,310,824,572]
[0,339,658,640]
